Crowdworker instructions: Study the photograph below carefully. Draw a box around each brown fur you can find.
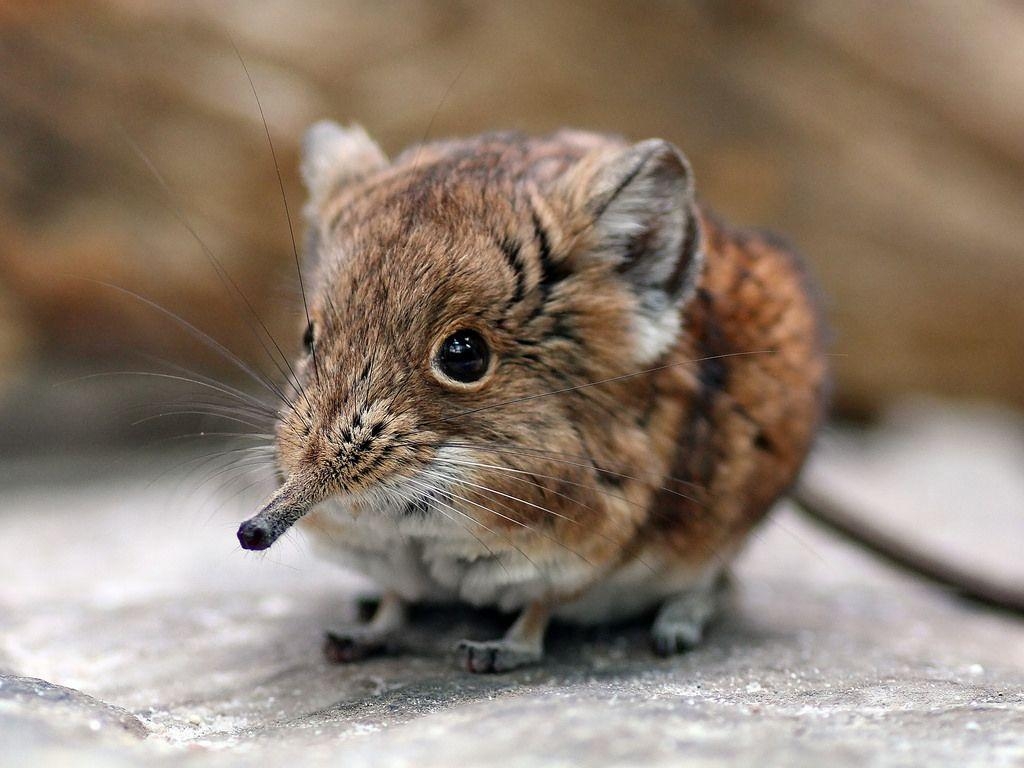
[266,128,827,614]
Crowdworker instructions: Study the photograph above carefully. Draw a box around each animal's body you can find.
[238,126,829,672]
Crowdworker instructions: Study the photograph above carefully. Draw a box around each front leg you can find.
[457,601,550,674]
[324,591,407,663]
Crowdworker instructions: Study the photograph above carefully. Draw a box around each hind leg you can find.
[324,591,407,663]
[651,573,729,656]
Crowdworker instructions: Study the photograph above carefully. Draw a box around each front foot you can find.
[323,591,406,664]
[456,638,543,673]
[457,601,550,674]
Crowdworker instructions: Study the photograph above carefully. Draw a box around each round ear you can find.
[301,121,388,218]
[571,139,704,360]
[583,139,702,302]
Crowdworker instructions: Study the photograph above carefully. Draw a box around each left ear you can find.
[301,121,389,219]
[575,139,704,358]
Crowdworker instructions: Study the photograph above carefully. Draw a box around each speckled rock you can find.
[0,674,146,739]
[1,402,1022,767]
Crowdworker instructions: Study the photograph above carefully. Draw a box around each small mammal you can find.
[237,124,830,673]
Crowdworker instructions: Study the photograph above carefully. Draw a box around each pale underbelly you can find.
[297,503,716,624]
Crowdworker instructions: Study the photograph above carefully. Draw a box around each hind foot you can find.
[456,601,550,674]
[651,573,729,656]
[324,591,406,663]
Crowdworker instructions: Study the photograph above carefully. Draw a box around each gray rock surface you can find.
[0,675,146,739]
[1,401,1022,767]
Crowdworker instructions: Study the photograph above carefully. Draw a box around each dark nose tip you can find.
[237,520,271,551]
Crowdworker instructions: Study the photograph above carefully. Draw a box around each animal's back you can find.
[551,208,829,621]
[637,211,829,568]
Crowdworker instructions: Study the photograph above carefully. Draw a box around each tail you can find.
[791,477,1024,615]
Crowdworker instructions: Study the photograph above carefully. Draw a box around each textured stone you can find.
[0,674,146,739]
[0,402,1022,767]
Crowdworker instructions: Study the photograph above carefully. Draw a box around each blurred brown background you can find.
[1,0,1022,452]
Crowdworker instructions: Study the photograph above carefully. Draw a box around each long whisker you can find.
[429,454,715,577]
[68,277,291,408]
[434,457,591,520]
[205,474,275,524]
[433,461,661,576]
[419,469,594,569]
[436,455,674,515]
[456,440,819,567]
[138,354,278,415]
[403,475,546,579]
[130,411,269,430]
[430,470,581,529]
[230,40,321,388]
[146,442,276,492]
[461,438,705,493]
[444,440,704,505]
[127,404,287,444]
[410,62,470,173]
[197,447,278,510]
[432,456,643,530]
[59,370,276,411]
[186,452,279,500]
[144,431,276,446]
[75,380,278,437]
[421,467,536,532]
[422,439,754,572]
[442,443,815,573]
[129,394,278,423]
[125,402,269,433]
[117,130,309,414]
[388,484,512,581]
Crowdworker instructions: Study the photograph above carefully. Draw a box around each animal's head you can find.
[238,124,703,556]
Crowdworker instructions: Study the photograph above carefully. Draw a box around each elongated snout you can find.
[237,478,319,551]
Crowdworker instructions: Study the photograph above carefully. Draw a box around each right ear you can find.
[558,139,703,362]
[301,121,388,217]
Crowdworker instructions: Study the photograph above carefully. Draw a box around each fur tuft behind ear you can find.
[301,121,388,217]
[578,139,704,360]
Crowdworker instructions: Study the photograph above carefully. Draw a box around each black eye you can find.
[437,330,490,383]
[303,323,315,353]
